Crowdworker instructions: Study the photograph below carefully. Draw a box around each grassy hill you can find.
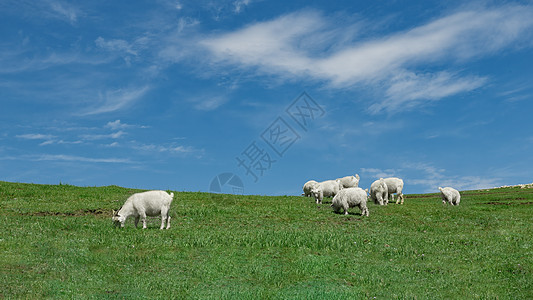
[1,181,532,299]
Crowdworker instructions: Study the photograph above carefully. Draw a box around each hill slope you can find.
[1,181,532,298]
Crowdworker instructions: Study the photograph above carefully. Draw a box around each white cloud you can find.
[233,0,251,14]
[200,5,533,113]
[35,154,132,164]
[16,133,56,140]
[133,142,205,158]
[47,0,79,24]
[81,131,126,141]
[81,86,150,115]
[15,132,85,146]
[360,162,500,192]
[201,10,320,77]
[1,153,133,164]
[193,95,229,111]
[369,71,487,114]
[105,120,148,130]
[105,120,127,130]
[403,162,500,192]
[39,140,55,146]
[177,17,200,33]
[361,168,399,179]
[95,37,138,56]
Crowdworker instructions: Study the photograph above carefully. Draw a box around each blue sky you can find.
[1,0,533,195]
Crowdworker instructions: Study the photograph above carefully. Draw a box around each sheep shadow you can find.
[331,210,367,216]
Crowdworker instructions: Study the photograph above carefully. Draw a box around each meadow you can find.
[0,181,532,299]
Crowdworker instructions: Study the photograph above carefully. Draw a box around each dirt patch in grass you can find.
[484,201,533,206]
[25,209,109,217]
[406,194,438,199]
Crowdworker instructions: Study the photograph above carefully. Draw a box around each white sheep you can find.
[439,187,461,206]
[311,179,343,204]
[302,180,319,197]
[337,174,360,189]
[370,178,389,205]
[112,190,174,229]
[384,177,404,204]
[331,187,369,216]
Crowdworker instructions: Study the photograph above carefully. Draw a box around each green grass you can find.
[1,181,532,299]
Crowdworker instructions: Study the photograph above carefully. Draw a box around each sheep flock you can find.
[302,173,461,216]
[112,173,464,228]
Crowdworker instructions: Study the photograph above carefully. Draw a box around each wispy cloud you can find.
[369,71,487,114]
[201,10,319,76]
[191,95,230,111]
[1,154,133,164]
[81,86,150,115]
[361,167,400,179]
[80,131,126,141]
[105,120,149,130]
[134,143,199,154]
[15,133,84,146]
[16,133,56,140]
[360,162,500,192]
[35,154,132,164]
[233,0,252,14]
[200,5,533,113]
[95,37,138,56]
[498,83,533,103]
[130,141,205,159]
[403,162,500,192]
[47,0,79,24]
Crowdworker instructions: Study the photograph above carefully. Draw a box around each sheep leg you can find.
[160,207,169,230]
[397,194,404,204]
[134,216,140,228]
[361,205,369,216]
[166,216,171,229]
[140,212,147,229]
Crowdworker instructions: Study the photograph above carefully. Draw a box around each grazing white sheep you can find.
[331,187,369,216]
[384,177,404,204]
[439,187,461,206]
[302,180,319,197]
[337,174,360,189]
[112,190,174,229]
[311,179,343,204]
[370,178,389,205]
